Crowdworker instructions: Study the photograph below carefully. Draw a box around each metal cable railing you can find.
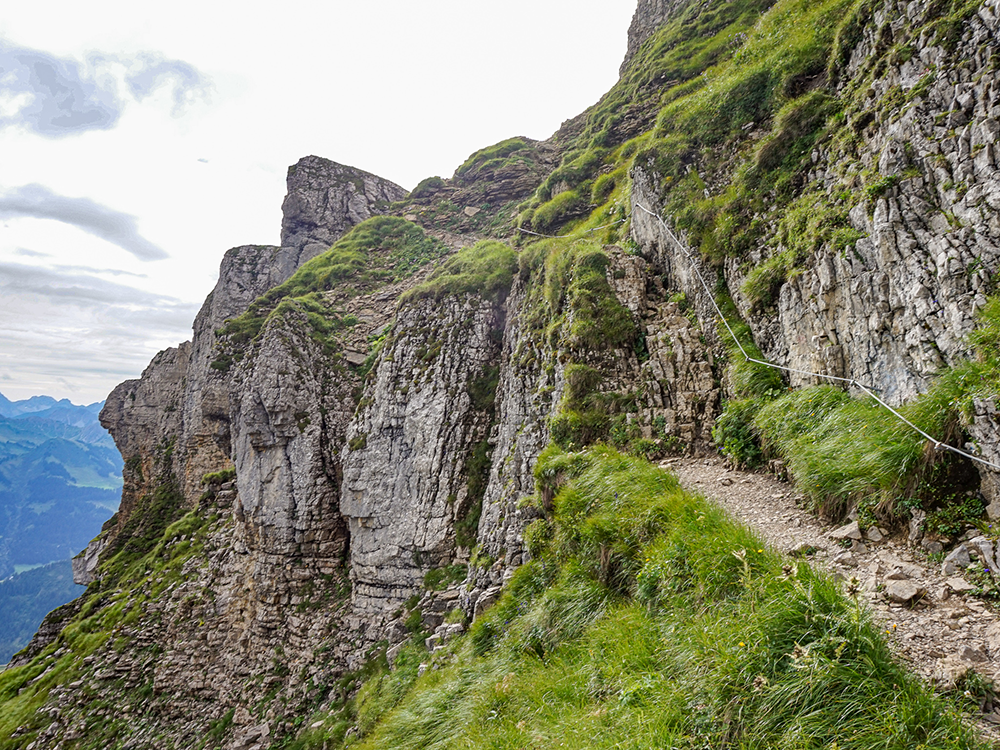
[631,200,1000,472]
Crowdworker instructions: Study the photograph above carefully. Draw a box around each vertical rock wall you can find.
[632,1,1000,404]
[341,294,505,620]
[230,309,352,560]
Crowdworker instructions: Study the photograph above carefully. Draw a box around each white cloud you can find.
[0,38,209,136]
[0,184,168,261]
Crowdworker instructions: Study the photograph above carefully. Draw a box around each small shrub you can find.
[713,398,766,468]
[409,175,444,199]
[201,467,236,485]
[423,564,468,591]
[591,173,617,204]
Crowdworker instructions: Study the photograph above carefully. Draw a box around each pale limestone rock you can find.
[884,579,926,604]
[829,521,863,541]
[280,155,406,261]
[341,294,504,616]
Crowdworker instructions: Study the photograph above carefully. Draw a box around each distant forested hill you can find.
[0,392,121,580]
[0,560,83,663]
[0,392,120,661]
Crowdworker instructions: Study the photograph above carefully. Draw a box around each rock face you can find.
[620,0,688,75]
[629,0,1000,488]
[94,158,405,559]
[749,4,998,403]
[280,155,408,261]
[342,294,505,619]
[229,308,351,560]
[14,1,1000,748]
[44,160,412,744]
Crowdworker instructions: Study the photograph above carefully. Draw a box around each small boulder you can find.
[909,509,927,543]
[884,579,926,604]
[985,622,1000,655]
[933,658,971,689]
[941,545,972,575]
[829,521,863,541]
[832,551,857,567]
[958,645,989,664]
[946,576,976,593]
[473,585,502,620]
[920,537,945,555]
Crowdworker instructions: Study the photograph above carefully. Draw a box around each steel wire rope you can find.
[632,201,1000,472]
[515,216,630,240]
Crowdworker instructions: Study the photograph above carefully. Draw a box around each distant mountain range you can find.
[0,392,120,662]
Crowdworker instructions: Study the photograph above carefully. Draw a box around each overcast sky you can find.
[0,1,637,405]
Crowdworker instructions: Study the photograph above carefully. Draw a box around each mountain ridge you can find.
[2,0,1000,747]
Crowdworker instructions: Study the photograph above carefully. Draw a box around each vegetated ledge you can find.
[283,446,986,750]
[211,216,449,371]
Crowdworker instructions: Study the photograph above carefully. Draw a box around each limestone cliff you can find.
[5,1,1000,748]
[620,0,688,75]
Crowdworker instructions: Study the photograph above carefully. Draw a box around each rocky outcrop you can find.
[342,294,504,618]
[748,2,998,403]
[471,276,557,591]
[280,155,408,260]
[631,1,1000,408]
[45,159,418,744]
[97,159,407,547]
[620,0,688,75]
[229,308,351,560]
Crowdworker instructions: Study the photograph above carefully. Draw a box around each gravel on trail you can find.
[665,456,1000,737]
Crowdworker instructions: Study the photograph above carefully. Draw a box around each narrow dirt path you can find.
[666,456,1000,736]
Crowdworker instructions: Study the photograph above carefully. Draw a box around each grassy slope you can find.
[0,503,211,748]
[289,448,985,750]
[212,216,449,371]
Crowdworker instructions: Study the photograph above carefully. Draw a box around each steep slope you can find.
[2,0,1000,748]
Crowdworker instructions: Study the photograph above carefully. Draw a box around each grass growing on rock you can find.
[715,292,1000,526]
[401,240,517,303]
[0,494,218,749]
[330,446,982,750]
[215,217,447,367]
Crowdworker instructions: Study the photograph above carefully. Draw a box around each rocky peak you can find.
[279,155,408,264]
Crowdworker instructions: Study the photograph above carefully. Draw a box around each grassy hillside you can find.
[286,447,986,749]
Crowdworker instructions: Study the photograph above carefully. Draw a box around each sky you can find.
[0,1,637,405]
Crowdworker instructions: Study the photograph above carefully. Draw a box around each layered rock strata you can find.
[9,1,1000,748]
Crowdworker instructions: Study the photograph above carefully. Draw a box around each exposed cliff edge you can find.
[4,0,1000,747]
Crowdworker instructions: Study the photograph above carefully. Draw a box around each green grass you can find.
[520,239,637,353]
[326,446,983,750]
[713,289,1000,523]
[215,217,448,368]
[454,138,532,181]
[401,240,517,303]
